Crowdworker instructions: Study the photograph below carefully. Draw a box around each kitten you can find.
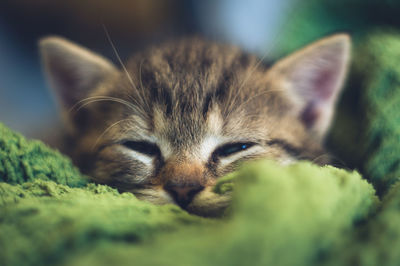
[39,35,350,216]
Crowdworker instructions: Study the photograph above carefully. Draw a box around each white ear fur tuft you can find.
[39,36,117,109]
[269,34,351,139]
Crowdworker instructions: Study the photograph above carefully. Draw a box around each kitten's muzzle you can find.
[164,182,204,209]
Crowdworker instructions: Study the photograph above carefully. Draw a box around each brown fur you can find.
[40,35,350,216]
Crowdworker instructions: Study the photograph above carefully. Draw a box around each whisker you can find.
[70,96,135,112]
[69,96,149,120]
[103,24,148,111]
[138,59,152,111]
[91,118,133,151]
[102,24,138,91]
[321,153,349,169]
[139,59,145,90]
[238,88,286,110]
[229,4,298,116]
[239,1,298,91]
[225,88,286,119]
[310,153,349,169]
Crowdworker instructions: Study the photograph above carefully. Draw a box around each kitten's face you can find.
[40,35,350,216]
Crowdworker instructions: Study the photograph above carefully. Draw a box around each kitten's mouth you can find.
[164,185,205,210]
[178,190,233,217]
[130,187,232,217]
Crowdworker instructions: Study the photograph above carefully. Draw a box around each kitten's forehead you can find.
[153,104,210,149]
[153,104,228,161]
[121,38,273,124]
[206,106,224,135]
[105,38,294,152]
[123,37,266,111]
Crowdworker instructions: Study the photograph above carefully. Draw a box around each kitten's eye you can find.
[212,142,255,158]
[121,141,161,157]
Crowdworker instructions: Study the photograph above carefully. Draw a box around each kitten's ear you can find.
[268,34,351,139]
[39,36,117,109]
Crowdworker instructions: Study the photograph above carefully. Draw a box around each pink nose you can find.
[164,183,204,208]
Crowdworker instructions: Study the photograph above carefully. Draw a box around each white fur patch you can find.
[125,149,154,165]
[277,156,296,166]
[198,136,263,165]
[207,108,224,135]
[219,145,262,166]
[157,137,173,159]
[131,188,173,205]
[198,135,224,161]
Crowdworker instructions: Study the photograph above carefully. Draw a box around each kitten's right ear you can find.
[39,36,117,109]
[266,34,350,140]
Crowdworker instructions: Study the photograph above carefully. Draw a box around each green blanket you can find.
[0,123,380,266]
[2,31,400,266]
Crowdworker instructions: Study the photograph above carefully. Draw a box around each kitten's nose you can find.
[164,182,204,209]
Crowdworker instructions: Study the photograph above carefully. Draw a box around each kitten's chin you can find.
[187,190,232,217]
[130,187,232,217]
[129,188,174,205]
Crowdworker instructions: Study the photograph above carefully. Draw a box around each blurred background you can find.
[0,0,294,140]
[1,0,400,142]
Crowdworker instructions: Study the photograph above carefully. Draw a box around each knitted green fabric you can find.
[327,181,400,266]
[0,155,376,266]
[353,32,400,194]
[317,31,400,195]
[0,123,87,187]
[60,162,376,266]
[0,179,205,266]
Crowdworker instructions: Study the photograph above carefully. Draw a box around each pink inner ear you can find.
[299,61,341,128]
[51,63,81,108]
[301,101,319,128]
[314,66,340,101]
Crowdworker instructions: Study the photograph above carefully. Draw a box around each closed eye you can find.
[212,142,255,160]
[120,140,161,157]
[266,139,302,158]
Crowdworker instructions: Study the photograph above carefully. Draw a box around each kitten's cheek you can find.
[187,187,232,217]
[92,148,155,186]
[277,156,297,166]
[131,187,174,205]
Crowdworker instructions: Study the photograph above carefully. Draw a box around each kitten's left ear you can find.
[39,36,117,110]
[268,34,351,140]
